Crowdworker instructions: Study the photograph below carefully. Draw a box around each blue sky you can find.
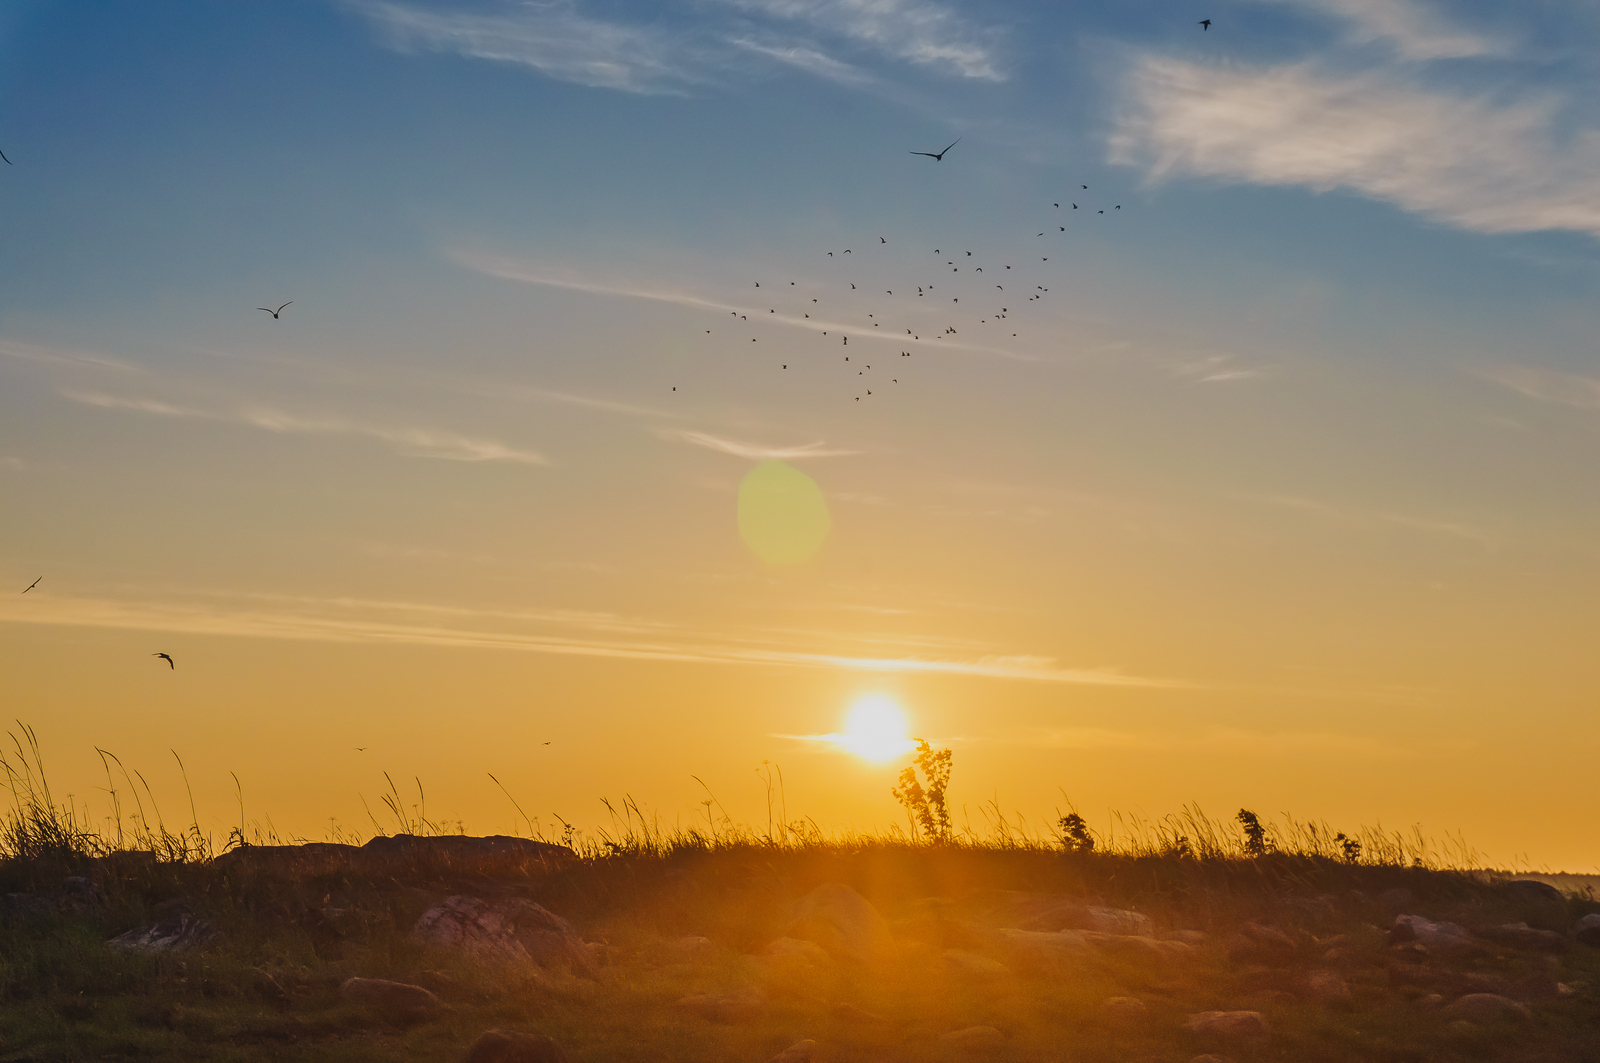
[4,1,1600,867]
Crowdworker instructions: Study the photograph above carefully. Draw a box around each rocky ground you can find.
[1,836,1597,1062]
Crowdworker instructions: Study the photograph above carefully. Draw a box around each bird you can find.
[22,577,40,593]
[354,747,367,752]
[153,653,175,669]
[879,237,886,243]
[257,302,292,318]
[910,137,961,161]
[0,148,10,165]
[1199,18,1211,29]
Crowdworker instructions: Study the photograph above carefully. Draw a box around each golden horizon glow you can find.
[838,695,916,763]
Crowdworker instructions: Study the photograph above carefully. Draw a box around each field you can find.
[3,736,1599,1062]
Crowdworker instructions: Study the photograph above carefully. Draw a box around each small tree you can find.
[1057,812,1096,853]
[1237,808,1271,857]
[891,740,952,842]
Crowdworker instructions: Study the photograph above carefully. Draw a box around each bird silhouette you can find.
[22,577,40,593]
[153,653,175,669]
[257,302,292,318]
[1199,19,1211,29]
[355,747,367,752]
[0,148,10,165]
[910,137,961,161]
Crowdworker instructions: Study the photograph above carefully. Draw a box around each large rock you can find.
[107,904,216,953]
[414,897,596,976]
[1390,915,1480,955]
[766,1040,815,1063]
[1441,993,1530,1022]
[1575,912,1600,947]
[675,989,766,1023]
[363,834,573,860]
[214,836,575,875]
[1481,922,1570,953]
[1184,1011,1269,1038]
[1101,996,1148,1023]
[1301,969,1352,1003]
[943,949,1011,979]
[1094,934,1196,962]
[1002,893,1151,936]
[340,977,442,1023]
[787,883,892,962]
[993,928,1093,974]
[460,1029,569,1063]
[1227,922,1298,964]
[762,936,831,967]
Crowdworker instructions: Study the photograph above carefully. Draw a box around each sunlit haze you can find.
[3,1,1600,871]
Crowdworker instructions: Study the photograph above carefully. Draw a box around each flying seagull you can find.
[257,302,292,318]
[0,148,11,165]
[22,577,40,593]
[910,137,961,161]
[153,653,175,669]
[1199,19,1211,29]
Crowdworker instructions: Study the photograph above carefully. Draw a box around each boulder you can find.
[1184,1011,1269,1038]
[676,989,766,1023]
[1002,894,1151,936]
[1575,913,1600,947]
[107,904,216,953]
[1302,969,1352,1003]
[762,937,831,967]
[413,896,596,976]
[1170,929,1208,944]
[1101,996,1148,1022]
[667,935,716,963]
[1481,922,1569,953]
[788,883,892,962]
[1441,993,1530,1022]
[1226,922,1297,964]
[1390,915,1480,955]
[938,1026,1004,1049]
[943,949,1011,979]
[992,928,1092,974]
[460,1029,569,1063]
[362,834,573,860]
[1096,934,1195,962]
[1417,994,1445,1009]
[766,1039,815,1063]
[340,977,443,1023]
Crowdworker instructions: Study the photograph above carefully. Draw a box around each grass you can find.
[2,728,1598,1062]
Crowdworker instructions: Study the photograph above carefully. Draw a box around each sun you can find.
[838,695,915,762]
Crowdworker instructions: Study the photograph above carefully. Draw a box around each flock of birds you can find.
[7,16,1223,666]
[690,137,1132,403]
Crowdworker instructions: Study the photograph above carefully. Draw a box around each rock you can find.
[766,1039,815,1063]
[62,876,99,910]
[895,897,984,950]
[943,949,1011,979]
[2,892,57,920]
[1227,923,1297,964]
[362,833,574,860]
[107,904,216,953]
[1507,973,1562,1001]
[1001,893,1151,936]
[460,1029,569,1063]
[1417,993,1444,1009]
[339,977,443,1023]
[831,1002,889,1024]
[938,1026,1004,1049]
[1482,922,1569,953]
[1504,880,1566,905]
[675,989,765,1023]
[413,896,596,976]
[1302,969,1352,1003]
[1390,915,1480,955]
[1575,913,1600,947]
[1084,906,1152,936]
[667,935,716,963]
[1101,996,1147,1022]
[788,883,893,962]
[762,937,831,967]
[1441,993,1529,1022]
[1097,934,1195,962]
[1239,990,1294,1008]
[1170,929,1208,944]
[992,928,1092,974]
[1184,1011,1269,1038]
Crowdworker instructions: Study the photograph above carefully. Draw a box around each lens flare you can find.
[839,695,915,762]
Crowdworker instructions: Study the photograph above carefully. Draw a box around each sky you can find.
[3,0,1600,870]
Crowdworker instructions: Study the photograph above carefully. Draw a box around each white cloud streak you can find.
[1252,0,1498,60]
[1478,364,1600,410]
[666,429,858,460]
[63,391,549,465]
[1112,57,1600,238]
[0,590,1176,687]
[715,0,1002,80]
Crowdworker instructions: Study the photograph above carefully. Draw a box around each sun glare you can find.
[839,695,915,762]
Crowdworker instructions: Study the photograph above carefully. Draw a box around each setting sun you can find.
[838,695,915,763]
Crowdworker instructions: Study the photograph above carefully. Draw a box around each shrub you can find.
[890,740,952,842]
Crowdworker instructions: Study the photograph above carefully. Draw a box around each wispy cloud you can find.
[0,589,1176,687]
[666,429,858,460]
[716,0,1003,80]
[1251,0,1498,60]
[351,0,1004,94]
[0,340,140,374]
[1251,492,1495,546]
[452,249,1031,359]
[1477,363,1600,410]
[1112,56,1600,238]
[64,391,548,465]
[352,0,708,95]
